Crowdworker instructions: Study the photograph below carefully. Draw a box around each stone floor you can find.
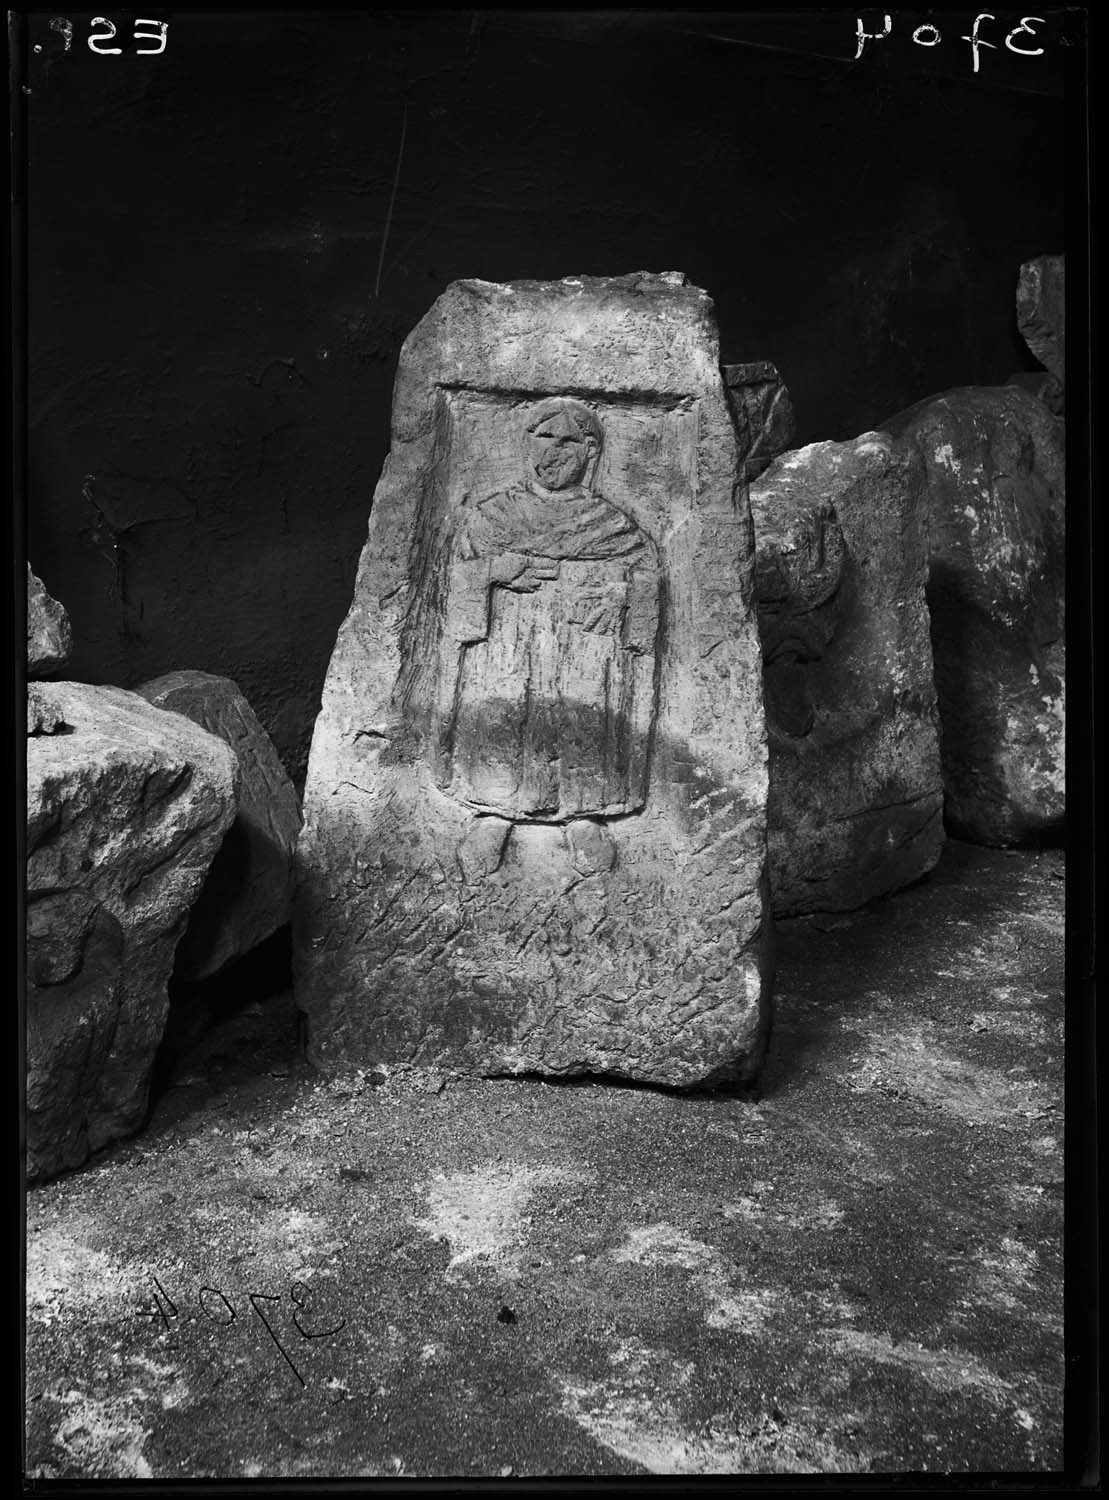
[24,841,1065,1479]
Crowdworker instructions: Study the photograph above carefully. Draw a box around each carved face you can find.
[525,412,597,491]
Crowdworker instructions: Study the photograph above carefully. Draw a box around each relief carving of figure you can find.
[431,398,660,821]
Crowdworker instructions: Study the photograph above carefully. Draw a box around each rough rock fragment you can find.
[27,564,73,676]
[750,433,944,916]
[1016,255,1064,381]
[28,681,71,736]
[295,272,772,1087]
[880,386,1064,845]
[723,361,797,480]
[135,670,302,979]
[1005,370,1064,418]
[26,683,238,1181]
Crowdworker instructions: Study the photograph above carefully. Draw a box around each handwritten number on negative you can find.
[198,1286,236,1325]
[248,1291,306,1387]
[136,1275,179,1332]
[290,1280,347,1340]
[138,1275,344,1384]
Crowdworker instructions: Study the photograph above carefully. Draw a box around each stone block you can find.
[1005,370,1064,418]
[27,564,72,677]
[880,386,1065,845]
[26,682,238,1181]
[295,272,772,1087]
[751,433,944,915]
[723,361,797,480]
[135,671,302,979]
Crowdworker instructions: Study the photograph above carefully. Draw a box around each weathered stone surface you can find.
[28,681,68,735]
[1005,370,1064,418]
[751,433,944,916]
[1016,255,1064,381]
[135,670,302,980]
[723,361,797,480]
[880,386,1065,845]
[27,564,73,676]
[26,682,238,1181]
[295,272,772,1087]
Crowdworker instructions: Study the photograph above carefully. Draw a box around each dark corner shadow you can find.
[483,1068,765,1104]
[169,817,293,977]
[147,923,295,1112]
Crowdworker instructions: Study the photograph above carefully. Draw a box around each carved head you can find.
[524,398,602,491]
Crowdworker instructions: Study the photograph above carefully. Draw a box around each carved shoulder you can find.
[454,489,529,560]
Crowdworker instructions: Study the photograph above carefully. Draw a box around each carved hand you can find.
[494,552,561,591]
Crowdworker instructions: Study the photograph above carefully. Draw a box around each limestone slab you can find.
[750,433,944,915]
[295,273,772,1087]
[880,386,1065,845]
[135,670,302,979]
[26,682,238,1181]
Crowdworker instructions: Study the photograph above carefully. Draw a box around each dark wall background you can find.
[20,9,1068,787]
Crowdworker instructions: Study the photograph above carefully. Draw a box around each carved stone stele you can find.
[295,273,772,1087]
[880,385,1065,845]
[750,435,944,916]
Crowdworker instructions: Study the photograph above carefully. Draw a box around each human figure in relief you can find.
[432,397,660,823]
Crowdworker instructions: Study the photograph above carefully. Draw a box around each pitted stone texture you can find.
[1005,370,1064,418]
[1016,255,1064,381]
[28,681,69,736]
[296,273,771,1087]
[881,386,1065,845]
[135,671,302,980]
[27,564,73,676]
[26,682,238,1181]
[751,434,943,916]
[723,362,797,481]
